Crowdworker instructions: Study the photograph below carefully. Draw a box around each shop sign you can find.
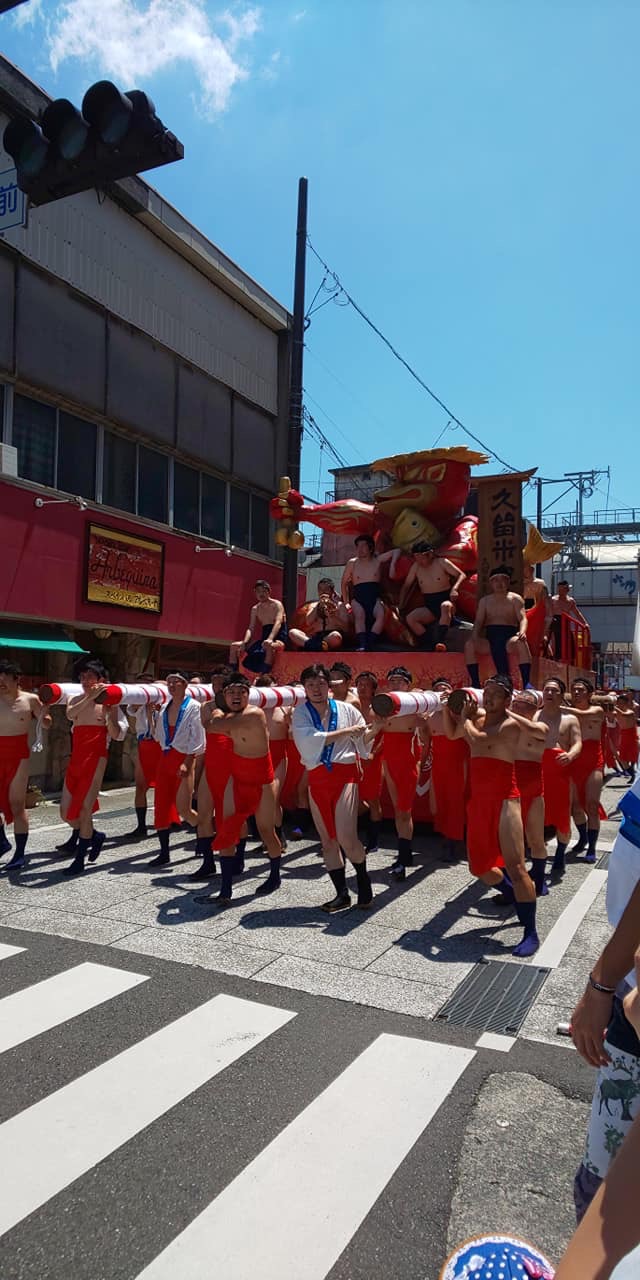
[86,524,164,613]
[0,169,27,233]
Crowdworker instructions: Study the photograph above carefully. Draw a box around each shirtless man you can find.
[535,676,582,878]
[615,692,639,782]
[428,677,469,859]
[569,678,606,862]
[355,670,384,852]
[194,673,281,905]
[443,674,539,957]
[379,666,430,879]
[329,661,360,707]
[149,673,205,868]
[511,689,550,895]
[0,660,51,872]
[545,580,589,660]
[254,674,289,849]
[61,660,127,876]
[229,580,288,674]
[522,562,549,609]
[288,590,346,652]
[291,663,377,912]
[341,535,388,652]
[125,671,163,841]
[399,541,466,651]
[466,566,533,690]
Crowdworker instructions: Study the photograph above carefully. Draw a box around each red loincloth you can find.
[270,738,288,773]
[466,757,519,877]
[382,732,419,812]
[515,759,544,833]
[64,725,108,822]
[431,735,468,841]
[204,732,234,820]
[359,750,383,806]
[570,738,607,817]
[619,726,639,767]
[153,748,186,828]
[281,738,306,810]
[542,747,572,833]
[308,761,359,840]
[137,738,162,789]
[213,752,274,851]
[0,733,30,824]
[525,599,548,657]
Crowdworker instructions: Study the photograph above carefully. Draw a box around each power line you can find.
[306,237,520,473]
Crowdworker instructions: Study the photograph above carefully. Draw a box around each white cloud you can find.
[45,0,262,118]
[12,0,44,28]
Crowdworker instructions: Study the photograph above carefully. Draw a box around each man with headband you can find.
[380,666,430,879]
[149,673,205,869]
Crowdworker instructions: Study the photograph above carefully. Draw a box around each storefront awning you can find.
[0,623,87,654]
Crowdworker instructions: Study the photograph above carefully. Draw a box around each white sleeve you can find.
[291,705,327,770]
[184,702,206,756]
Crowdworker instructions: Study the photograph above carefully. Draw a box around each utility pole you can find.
[535,476,543,576]
[283,176,308,619]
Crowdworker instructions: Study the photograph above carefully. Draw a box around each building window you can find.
[251,494,270,557]
[230,485,250,550]
[138,445,168,524]
[103,431,136,513]
[58,411,96,500]
[173,460,200,534]
[13,394,56,487]
[201,472,226,542]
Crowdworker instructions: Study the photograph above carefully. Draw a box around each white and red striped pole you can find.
[39,681,307,709]
[371,689,441,718]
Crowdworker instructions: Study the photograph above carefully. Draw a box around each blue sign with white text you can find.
[0,167,27,232]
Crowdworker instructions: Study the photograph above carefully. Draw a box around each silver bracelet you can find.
[588,974,616,995]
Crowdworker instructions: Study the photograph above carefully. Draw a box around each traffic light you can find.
[3,80,184,206]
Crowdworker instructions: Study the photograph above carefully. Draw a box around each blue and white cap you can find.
[440,1234,554,1280]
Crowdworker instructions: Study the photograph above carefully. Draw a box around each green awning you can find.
[0,624,88,654]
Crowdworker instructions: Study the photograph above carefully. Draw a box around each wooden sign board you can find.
[475,470,536,600]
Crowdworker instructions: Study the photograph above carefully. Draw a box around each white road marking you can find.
[0,942,25,961]
[0,993,295,1238]
[0,962,148,1055]
[476,1032,515,1052]
[535,869,608,969]
[137,1033,475,1280]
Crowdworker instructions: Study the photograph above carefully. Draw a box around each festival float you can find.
[269,444,586,690]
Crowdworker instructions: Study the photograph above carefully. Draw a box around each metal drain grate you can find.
[597,851,612,871]
[435,960,550,1034]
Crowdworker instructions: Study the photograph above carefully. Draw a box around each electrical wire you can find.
[306,237,520,473]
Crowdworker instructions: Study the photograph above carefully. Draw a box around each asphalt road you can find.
[0,777,629,1278]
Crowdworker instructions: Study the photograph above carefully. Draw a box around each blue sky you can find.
[4,0,639,525]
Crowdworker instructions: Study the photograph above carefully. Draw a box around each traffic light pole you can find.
[283,176,308,620]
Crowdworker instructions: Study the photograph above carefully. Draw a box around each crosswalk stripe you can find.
[0,962,148,1055]
[137,1032,475,1280]
[534,868,608,968]
[0,993,295,1238]
[0,942,25,961]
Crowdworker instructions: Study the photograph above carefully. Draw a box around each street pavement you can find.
[0,776,630,1278]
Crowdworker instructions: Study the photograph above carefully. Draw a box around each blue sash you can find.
[307,697,338,770]
[162,696,189,754]
[619,786,640,850]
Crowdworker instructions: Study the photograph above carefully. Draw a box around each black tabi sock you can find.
[467,663,480,687]
[367,819,380,850]
[553,840,567,871]
[264,856,281,884]
[294,807,310,832]
[232,837,246,873]
[519,662,531,688]
[498,871,515,903]
[529,858,546,894]
[158,829,170,858]
[437,623,448,643]
[587,828,599,857]
[365,631,376,650]
[0,823,11,854]
[355,632,367,651]
[57,829,79,852]
[65,836,91,874]
[220,859,234,898]
[574,822,587,850]
[328,866,347,895]
[515,899,537,937]
[135,806,147,832]
[398,837,413,867]
[354,859,373,904]
[195,836,210,858]
[14,832,27,858]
